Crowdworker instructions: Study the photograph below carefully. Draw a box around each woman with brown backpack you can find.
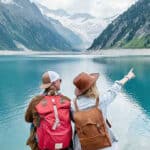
[71,68,135,150]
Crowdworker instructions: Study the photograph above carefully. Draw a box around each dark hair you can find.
[44,85,57,96]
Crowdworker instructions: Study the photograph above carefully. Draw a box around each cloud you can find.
[31,0,73,10]
[90,0,138,17]
[66,0,94,13]
[31,0,137,18]
[1,0,14,4]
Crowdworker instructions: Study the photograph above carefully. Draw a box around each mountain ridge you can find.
[89,0,150,50]
[0,0,75,51]
[36,3,107,49]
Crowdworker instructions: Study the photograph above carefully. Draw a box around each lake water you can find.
[0,55,150,150]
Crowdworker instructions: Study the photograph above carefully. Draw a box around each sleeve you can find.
[70,99,76,122]
[25,95,44,123]
[100,81,123,107]
[25,99,35,123]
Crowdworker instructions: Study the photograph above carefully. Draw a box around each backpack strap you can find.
[96,97,112,128]
[74,97,79,112]
[58,94,71,103]
[96,97,99,107]
[50,96,60,130]
[106,119,112,128]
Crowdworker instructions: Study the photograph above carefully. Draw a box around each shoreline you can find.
[0,49,150,57]
[87,49,150,58]
[0,50,84,56]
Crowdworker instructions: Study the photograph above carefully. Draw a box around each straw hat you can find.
[73,72,99,96]
[40,71,61,89]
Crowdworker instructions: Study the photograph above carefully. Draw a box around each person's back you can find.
[73,96,112,150]
[71,69,135,150]
[25,71,72,150]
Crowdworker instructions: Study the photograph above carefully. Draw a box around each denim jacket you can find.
[71,81,122,150]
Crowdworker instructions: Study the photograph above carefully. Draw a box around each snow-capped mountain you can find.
[0,0,83,51]
[36,3,108,49]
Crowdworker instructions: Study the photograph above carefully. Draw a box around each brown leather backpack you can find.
[73,97,112,150]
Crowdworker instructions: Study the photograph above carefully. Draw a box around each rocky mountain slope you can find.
[0,0,75,51]
[89,0,150,49]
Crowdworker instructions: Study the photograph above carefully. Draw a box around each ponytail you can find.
[44,85,57,96]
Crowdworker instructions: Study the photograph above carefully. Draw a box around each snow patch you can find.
[37,5,108,49]
[1,0,14,4]
[14,41,32,52]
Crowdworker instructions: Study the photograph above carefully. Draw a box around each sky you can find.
[31,0,138,18]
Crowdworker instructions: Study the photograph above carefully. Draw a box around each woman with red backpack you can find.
[71,68,135,150]
[25,71,73,150]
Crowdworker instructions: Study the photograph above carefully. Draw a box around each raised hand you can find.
[117,68,135,85]
[126,68,136,80]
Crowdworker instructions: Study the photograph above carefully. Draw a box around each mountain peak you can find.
[52,8,70,17]
[0,0,73,51]
[35,2,107,49]
[35,3,70,17]
[69,13,95,20]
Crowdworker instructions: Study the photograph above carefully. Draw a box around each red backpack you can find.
[35,95,72,150]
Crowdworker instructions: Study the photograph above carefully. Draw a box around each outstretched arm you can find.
[117,68,135,85]
[100,68,136,107]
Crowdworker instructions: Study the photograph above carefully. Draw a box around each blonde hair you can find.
[82,83,99,99]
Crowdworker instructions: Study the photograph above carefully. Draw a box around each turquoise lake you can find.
[0,55,150,150]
